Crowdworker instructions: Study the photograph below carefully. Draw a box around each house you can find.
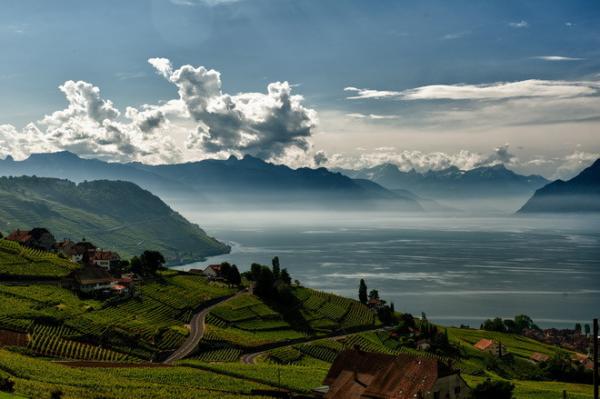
[203,264,223,280]
[416,339,432,351]
[572,353,594,370]
[473,339,507,357]
[55,240,97,264]
[530,352,550,363]
[6,228,56,251]
[314,349,470,399]
[91,250,121,270]
[72,266,116,293]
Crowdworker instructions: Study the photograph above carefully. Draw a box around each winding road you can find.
[240,326,388,364]
[164,290,246,364]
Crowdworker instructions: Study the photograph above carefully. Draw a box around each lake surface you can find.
[174,211,600,328]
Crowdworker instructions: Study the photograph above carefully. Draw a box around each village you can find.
[0,227,598,399]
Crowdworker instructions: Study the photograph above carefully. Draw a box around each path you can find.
[240,325,388,364]
[164,290,245,364]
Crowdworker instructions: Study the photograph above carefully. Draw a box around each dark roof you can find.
[324,350,456,399]
[72,266,114,285]
[6,229,32,243]
[93,251,120,261]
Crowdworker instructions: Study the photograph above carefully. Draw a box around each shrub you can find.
[471,379,514,399]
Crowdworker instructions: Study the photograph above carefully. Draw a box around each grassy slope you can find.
[0,270,234,361]
[0,239,79,278]
[0,176,229,263]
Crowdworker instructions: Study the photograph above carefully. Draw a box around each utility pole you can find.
[594,318,598,399]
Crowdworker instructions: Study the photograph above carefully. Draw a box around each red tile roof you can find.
[530,352,550,363]
[6,229,32,243]
[474,338,494,351]
[93,251,120,261]
[323,350,455,399]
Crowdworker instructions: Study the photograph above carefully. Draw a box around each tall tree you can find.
[139,250,165,275]
[272,256,280,278]
[280,268,291,285]
[358,279,368,304]
[368,289,379,301]
[230,265,242,286]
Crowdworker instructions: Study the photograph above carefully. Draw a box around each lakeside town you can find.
[0,225,597,398]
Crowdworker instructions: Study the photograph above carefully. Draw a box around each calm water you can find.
[174,211,600,328]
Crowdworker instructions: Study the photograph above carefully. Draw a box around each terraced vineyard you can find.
[0,239,79,278]
[0,269,234,361]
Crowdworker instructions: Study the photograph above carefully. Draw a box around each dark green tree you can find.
[230,265,242,286]
[130,256,142,274]
[272,256,280,278]
[584,324,591,335]
[255,266,275,298]
[471,379,514,399]
[574,323,582,333]
[50,390,63,399]
[250,263,262,281]
[280,268,291,285]
[0,377,14,393]
[139,250,165,274]
[514,314,538,332]
[390,302,395,313]
[368,289,379,301]
[358,279,368,304]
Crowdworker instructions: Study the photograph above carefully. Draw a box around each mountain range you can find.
[518,158,600,213]
[337,163,549,200]
[0,152,422,211]
[0,176,229,263]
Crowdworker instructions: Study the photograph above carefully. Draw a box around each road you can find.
[240,326,387,364]
[164,290,245,364]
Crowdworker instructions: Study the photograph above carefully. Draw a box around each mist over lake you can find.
[175,211,600,329]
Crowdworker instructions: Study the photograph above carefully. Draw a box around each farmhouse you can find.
[92,250,121,270]
[71,266,116,293]
[203,264,223,280]
[6,228,56,251]
[473,339,507,357]
[314,349,470,399]
[530,352,550,363]
[56,240,97,264]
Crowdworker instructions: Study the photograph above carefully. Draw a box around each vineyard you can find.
[0,269,235,361]
[0,239,79,278]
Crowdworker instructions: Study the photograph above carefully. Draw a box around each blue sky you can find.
[1,0,599,178]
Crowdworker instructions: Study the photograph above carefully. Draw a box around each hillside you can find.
[0,176,229,263]
[0,152,423,211]
[519,159,600,213]
[339,163,549,200]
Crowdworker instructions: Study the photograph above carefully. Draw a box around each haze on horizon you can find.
[1,0,600,180]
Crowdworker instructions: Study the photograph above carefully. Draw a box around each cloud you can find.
[150,58,317,159]
[442,31,470,40]
[533,56,585,62]
[313,150,328,166]
[476,143,516,166]
[170,0,243,6]
[555,151,600,179]
[346,113,397,120]
[509,20,529,28]
[344,87,402,100]
[348,80,599,101]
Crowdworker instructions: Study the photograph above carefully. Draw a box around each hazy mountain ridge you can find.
[0,176,229,263]
[518,158,600,213]
[0,152,423,211]
[337,163,549,199]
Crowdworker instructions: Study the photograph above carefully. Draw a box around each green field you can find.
[0,271,234,361]
[0,239,79,278]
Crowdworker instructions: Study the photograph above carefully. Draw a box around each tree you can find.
[0,377,14,393]
[255,266,275,298]
[50,390,63,399]
[574,323,582,333]
[482,317,506,333]
[130,256,142,274]
[368,289,379,301]
[139,250,165,274]
[390,302,395,313]
[250,263,262,281]
[471,379,514,399]
[584,324,591,335]
[229,265,242,286]
[514,314,538,331]
[280,268,291,285]
[272,256,280,278]
[358,279,368,304]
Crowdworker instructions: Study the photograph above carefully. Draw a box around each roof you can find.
[73,266,114,285]
[111,284,127,291]
[474,338,495,351]
[6,229,32,243]
[204,264,222,272]
[530,352,550,363]
[93,251,120,261]
[323,350,455,399]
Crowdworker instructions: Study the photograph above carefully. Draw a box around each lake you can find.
[174,211,600,329]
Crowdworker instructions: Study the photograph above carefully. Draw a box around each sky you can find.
[1,0,599,179]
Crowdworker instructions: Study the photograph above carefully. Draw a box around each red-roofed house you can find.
[314,349,470,399]
[6,228,56,251]
[473,339,506,357]
[92,250,121,271]
[530,352,550,363]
